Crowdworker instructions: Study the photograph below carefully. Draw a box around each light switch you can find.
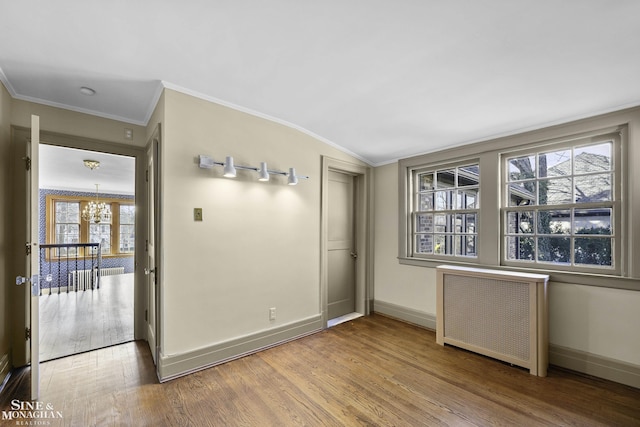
[194,208,203,221]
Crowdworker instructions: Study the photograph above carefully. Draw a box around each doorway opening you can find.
[38,145,136,361]
[322,157,371,329]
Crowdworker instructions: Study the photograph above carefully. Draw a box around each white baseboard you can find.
[550,344,640,389]
[373,300,436,330]
[158,315,323,382]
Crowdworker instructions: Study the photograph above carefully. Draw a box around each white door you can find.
[145,131,159,365]
[327,170,356,320]
[27,115,41,399]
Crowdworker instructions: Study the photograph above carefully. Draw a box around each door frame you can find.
[9,126,148,367]
[320,156,372,327]
[145,125,162,370]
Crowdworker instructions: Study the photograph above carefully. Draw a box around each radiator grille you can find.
[436,265,549,376]
[444,275,530,362]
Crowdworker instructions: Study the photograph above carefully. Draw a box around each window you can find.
[411,163,479,258]
[503,137,618,273]
[119,205,135,253]
[54,201,80,256]
[47,194,134,257]
[89,208,112,254]
[400,110,638,287]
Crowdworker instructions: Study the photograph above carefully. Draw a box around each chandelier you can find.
[82,184,111,224]
[82,159,111,224]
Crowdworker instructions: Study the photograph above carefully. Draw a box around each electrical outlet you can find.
[269,307,276,321]
[194,208,203,221]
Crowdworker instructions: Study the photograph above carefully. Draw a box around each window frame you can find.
[118,204,136,254]
[46,194,135,259]
[500,132,622,275]
[52,199,81,256]
[409,161,480,260]
[398,108,639,291]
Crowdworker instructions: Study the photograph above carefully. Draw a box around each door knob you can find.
[350,252,358,259]
[144,268,156,275]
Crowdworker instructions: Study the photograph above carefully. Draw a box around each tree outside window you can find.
[505,142,613,268]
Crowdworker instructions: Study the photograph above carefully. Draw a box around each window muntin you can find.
[47,195,134,258]
[412,163,479,258]
[504,141,615,269]
[89,209,112,254]
[54,201,80,256]
[119,205,135,253]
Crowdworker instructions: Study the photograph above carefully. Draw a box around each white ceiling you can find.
[2,1,640,166]
[40,145,135,195]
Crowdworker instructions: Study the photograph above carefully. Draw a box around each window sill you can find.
[398,257,640,291]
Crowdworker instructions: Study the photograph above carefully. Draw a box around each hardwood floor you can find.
[39,273,134,361]
[2,314,639,426]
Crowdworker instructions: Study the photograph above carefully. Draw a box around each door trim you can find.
[320,157,372,328]
[10,126,147,345]
[145,124,162,371]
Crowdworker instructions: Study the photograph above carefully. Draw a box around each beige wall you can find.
[373,163,436,314]
[373,155,640,367]
[146,90,165,143]
[11,100,147,147]
[0,81,12,363]
[160,89,366,356]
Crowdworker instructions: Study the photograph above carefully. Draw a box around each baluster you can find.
[65,249,69,293]
[73,248,77,292]
[57,249,61,295]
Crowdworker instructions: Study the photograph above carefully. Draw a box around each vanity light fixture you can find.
[198,155,309,184]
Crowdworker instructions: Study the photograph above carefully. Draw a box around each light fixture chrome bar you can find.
[198,154,309,183]
[234,165,259,172]
[264,169,309,179]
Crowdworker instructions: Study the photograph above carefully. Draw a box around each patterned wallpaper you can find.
[39,189,135,289]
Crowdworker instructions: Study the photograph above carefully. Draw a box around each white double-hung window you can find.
[502,133,620,274]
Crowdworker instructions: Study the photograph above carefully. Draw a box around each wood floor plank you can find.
[38,273,134,361]
[2,314,639,426]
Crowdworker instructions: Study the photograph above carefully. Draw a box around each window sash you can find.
[47,195,134,258]
[501,135,621,275]
[53,201,80,256]
[411,163,480,259]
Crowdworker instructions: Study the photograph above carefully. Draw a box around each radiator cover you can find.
[436,265,549,376]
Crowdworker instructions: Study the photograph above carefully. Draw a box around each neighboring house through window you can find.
[411,163,480,258]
